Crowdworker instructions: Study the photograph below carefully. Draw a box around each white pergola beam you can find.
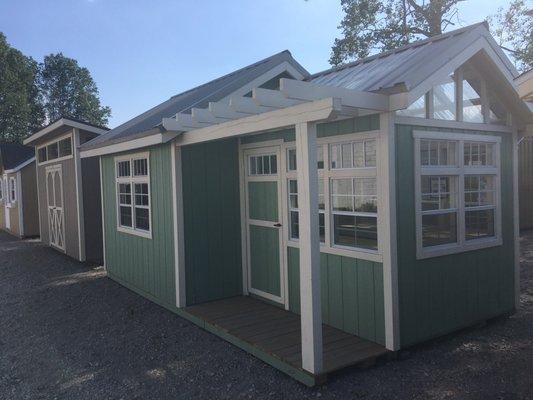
[230,96,278,115]
[252,87,304,108]
[176,113,212,129]
[175,97,341,146]
[191,107,232,124]
[208,102,252,119]
[295,121,323,374]
[280,78,391,111]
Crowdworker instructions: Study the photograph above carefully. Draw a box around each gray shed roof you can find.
[83,50,308,150]
[308,22,512,93]
[0,143,35,171]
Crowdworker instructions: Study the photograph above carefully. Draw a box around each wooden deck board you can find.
[185,296,387,380]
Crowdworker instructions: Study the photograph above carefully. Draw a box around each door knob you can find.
[273,223,282,227]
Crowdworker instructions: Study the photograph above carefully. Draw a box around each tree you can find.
[488,0,533,73]
[330,0,464,65]
[0,33,44,143]
[40,53,111,126]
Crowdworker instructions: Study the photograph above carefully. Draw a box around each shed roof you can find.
[0,143,35,171]
[82,50,309,150]
[308,22,516,93]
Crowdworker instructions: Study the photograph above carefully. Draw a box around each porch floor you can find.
[184,296,388,385]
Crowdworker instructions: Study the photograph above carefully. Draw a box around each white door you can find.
[4,177,10,230]
[243,146,285,304]
[46,165,65,251]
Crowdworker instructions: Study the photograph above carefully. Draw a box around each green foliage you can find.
[488,0,533,73]
[40,53,111,126]
[330,0,464,66]
[0,33,44,143]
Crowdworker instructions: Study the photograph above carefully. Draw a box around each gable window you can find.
[115,153,151,238]
[9,177,16,203]
[37,134,74,165]
[414,131,501,259]
[433,76,456,120]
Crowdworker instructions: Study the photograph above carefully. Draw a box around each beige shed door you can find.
[46,165,65,251]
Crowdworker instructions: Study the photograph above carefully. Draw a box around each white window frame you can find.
[414,130,502,259]
[114,152,152,239]
[8,177,16,204]
[36,132,74,166]
[0,177,3,202]
[283,131,381,262]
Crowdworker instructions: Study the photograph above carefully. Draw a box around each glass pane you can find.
[462,75,483,123]
[319,212,325,243]
[38,147,47,163]
[365,140,376,167]
[433,77,456,120]
[133,159,148,176]
[54,171,62,207]
[134,183,149,206]
[333,214,355,247]
[135,207,150,231]
[289,194,298,209]
[332,196,353,212]
[117,161,130,177]
[47,143,59,160]
[318,179,325,210]
[330,144,341,169]
[465,209,494,240]
[341,143,352,168]
[353,142,365,167]
[397,94,426,117]
[422,194,440,211]
[120,206,132,227]
[355,216,378,250]
[257,156,264,174]
[270,155,277,174]
[287,149,296,171]
[290,210,299,239]
[250,157,257,175]
[420,140,430,165]
[58,138,72,157]
[317,146,324,170]
[331,178,352,196]
[422,212,457,247]
[489,94,507,125]
[263,156,271,175]
[429,140,438,165]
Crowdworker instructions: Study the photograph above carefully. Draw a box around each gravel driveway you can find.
[0,230,532,400]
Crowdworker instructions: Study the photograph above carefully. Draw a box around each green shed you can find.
[80,23,532,386]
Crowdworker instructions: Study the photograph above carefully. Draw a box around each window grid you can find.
[415,133,501,258]
[330,139,376,169]
[115,154,151,237]
[9,178,16,203]
[37,135,73,164]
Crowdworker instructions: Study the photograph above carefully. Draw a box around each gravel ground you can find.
[0,230,532,400]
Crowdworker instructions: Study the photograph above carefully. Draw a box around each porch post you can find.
[295,121,323,374]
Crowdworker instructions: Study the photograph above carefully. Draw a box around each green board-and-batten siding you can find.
[181,139,243,306]
[101,144,176,308]
[287,247,385,345]
[395,124,516,348]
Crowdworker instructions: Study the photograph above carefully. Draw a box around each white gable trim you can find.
[23,118,108,146]
[80,132,179,158]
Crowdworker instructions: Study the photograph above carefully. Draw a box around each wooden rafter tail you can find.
[251,87,305,108]
[229,96,277,115]
[176,113,213,129]
[191,107,232,124]
[208,101,252,120]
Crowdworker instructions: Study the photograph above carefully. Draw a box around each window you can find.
[37,134,74,164]
[331,178,377,250]
[249,154,277,175]
[0,179,3,202]
[415,132,501,258]
[115,154,151,237]
[397,94,426,118]
[461,68,483,123]
[433,76,456,120]
[9,178,16,203]
[287,146,324,172]
[287,178,325,243]
[58,137,72,157]
[330,139,376,169]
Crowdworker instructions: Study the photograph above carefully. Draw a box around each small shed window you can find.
[287,178,325,243]
[115,153,151,238]
[9,178,16,203]
[38,147,47,163]
[287,146,324,172]
[248,154,277,175]
[37,134,74,165]
[414,131,501,259]
[58,137,72,157]
[330,139,376,169]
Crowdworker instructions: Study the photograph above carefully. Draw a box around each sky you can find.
[0,0,512,128]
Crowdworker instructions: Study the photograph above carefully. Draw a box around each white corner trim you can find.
[172,144,186,308]
[73,129,86,262]
[16,172,23,237]
[80,132,179,158]
[513,129,520,309]
[99,157,106,270]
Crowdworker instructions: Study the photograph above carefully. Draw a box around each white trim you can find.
[172,144,186,308]
[238,139,249,296]
[45,164,66,252]
[295,121,323,374]
[99,157,106,269]
[23,118,108,146]
[80,132,179,159]
[16,172,23,237]
[397,116,514,133]
[513,129,520,309]
[4,157,35,174]
[378,112,400,351]
[8,176,16,204]
[35,160,42,240]
[73,129,86,262]
[114,152,153,239]
[413,130,503,260]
